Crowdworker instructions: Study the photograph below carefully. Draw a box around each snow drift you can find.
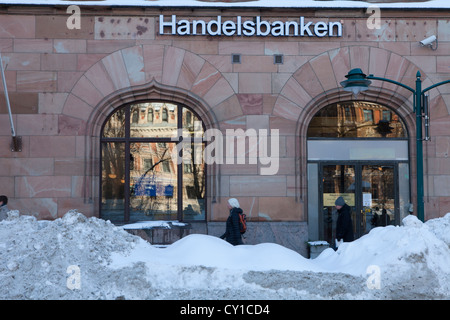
[0,209,449,299]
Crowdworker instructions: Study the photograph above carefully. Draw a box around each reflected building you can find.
[101,102,205,223]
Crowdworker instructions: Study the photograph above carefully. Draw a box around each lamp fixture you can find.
[339,68,372,97]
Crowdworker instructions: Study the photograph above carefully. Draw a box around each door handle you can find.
[361,209,366,228]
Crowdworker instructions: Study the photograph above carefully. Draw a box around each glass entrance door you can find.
[320,163,398,246]
[361,165,396,234]
[321,165,356,245]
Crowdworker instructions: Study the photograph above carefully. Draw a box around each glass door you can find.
[320,165,356,245]
[320,163,398,246]
[361,165,396,235]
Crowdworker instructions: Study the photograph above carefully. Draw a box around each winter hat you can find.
[335,196,345,206]
[228,198,240,208]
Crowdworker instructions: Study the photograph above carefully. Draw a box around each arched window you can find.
[306,100,410,245]
[307,101,406,138]
[101,101,206,223]
[162,107,168,122]
[147,108,153,123]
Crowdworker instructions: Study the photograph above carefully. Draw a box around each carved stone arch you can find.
[63,45,236,213]
[63,44,237,135]
[275,46,439,204]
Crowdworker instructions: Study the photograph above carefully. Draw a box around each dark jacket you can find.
[0,204,8,221]
[220,207,243,245]
[336,204,354,242]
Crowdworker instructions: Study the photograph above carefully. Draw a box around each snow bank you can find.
[0,209,449,299]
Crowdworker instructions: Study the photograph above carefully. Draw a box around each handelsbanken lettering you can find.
[159,15,343,37]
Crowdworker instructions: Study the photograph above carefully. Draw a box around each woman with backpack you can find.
[220,198,244,246]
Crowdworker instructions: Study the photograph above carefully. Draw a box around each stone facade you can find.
[0,3,449,253]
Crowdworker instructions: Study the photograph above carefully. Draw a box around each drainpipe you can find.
[0,53,21,152]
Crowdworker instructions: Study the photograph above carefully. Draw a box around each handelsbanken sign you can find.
[159,15,343,37]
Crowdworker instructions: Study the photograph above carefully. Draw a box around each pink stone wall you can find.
[0,6,449,221]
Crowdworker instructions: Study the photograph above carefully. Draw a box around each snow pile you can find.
[122,220,188,230]
[0,210,449,299]
[314,214,450,298]
[0,210,155,299]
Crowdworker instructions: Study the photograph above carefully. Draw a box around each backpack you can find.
[239,212,247,234]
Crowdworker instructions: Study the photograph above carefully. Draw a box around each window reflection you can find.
[130,102,177,138]
[101,101,206,223]
[101,142,125,222]
[130,142,178,221]
[103,108,126,138]
[307,101,406,138]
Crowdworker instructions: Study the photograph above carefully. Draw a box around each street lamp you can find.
[341,68,450,222]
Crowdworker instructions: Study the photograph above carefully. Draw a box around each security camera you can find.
[420,35,438,50]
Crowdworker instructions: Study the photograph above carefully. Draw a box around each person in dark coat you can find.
[220,198,243,246]
[335,196,354,243]
[0,195,9,222]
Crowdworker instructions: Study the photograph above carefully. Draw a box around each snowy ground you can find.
[0,209,449,300]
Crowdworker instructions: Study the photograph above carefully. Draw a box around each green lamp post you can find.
[341,68,450,222]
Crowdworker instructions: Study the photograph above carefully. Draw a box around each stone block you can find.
[258,196,302,221]
[229,175,286,197]
[95,16,155,40]
[38,93,68,114]
[101,50,131,90]
[0,15,35,38]
[2,53,40,71]
[53,39,87,53]
[14,38,53,53]
[395,19,436,42]
[177,51,205,91]
[41,53,77,71]
[36,15,94,39]
[0,92,38,114]
[15,176,72,198]
[238,73,271,94]
[62,94,94,121]
[162,46,185,86]
[29,136,76,158]
[16,71,57,92]
[121,46,146,86]
[13,198,58,220]
[191,62,221,97]
[86,39,136,54]
[58,115,87,136]
[0,158,54,176]
[77,53,106,71]
[17,114,58,135]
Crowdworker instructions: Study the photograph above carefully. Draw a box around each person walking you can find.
[0,195,9,221]
[335,196,354,247]
[220,198,244,246]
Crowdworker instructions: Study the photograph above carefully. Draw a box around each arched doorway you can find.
[100,101,206,223]
[307,100,410,246]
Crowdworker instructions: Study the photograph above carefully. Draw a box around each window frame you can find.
[307,100,408,139]
[100,101,207,224]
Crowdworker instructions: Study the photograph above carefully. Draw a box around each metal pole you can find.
[354,69,450,222]
[0,53,16,137]
[415,71,425,222]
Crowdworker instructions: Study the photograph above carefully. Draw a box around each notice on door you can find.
[363,193,372,207]
[323,193,355,206]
